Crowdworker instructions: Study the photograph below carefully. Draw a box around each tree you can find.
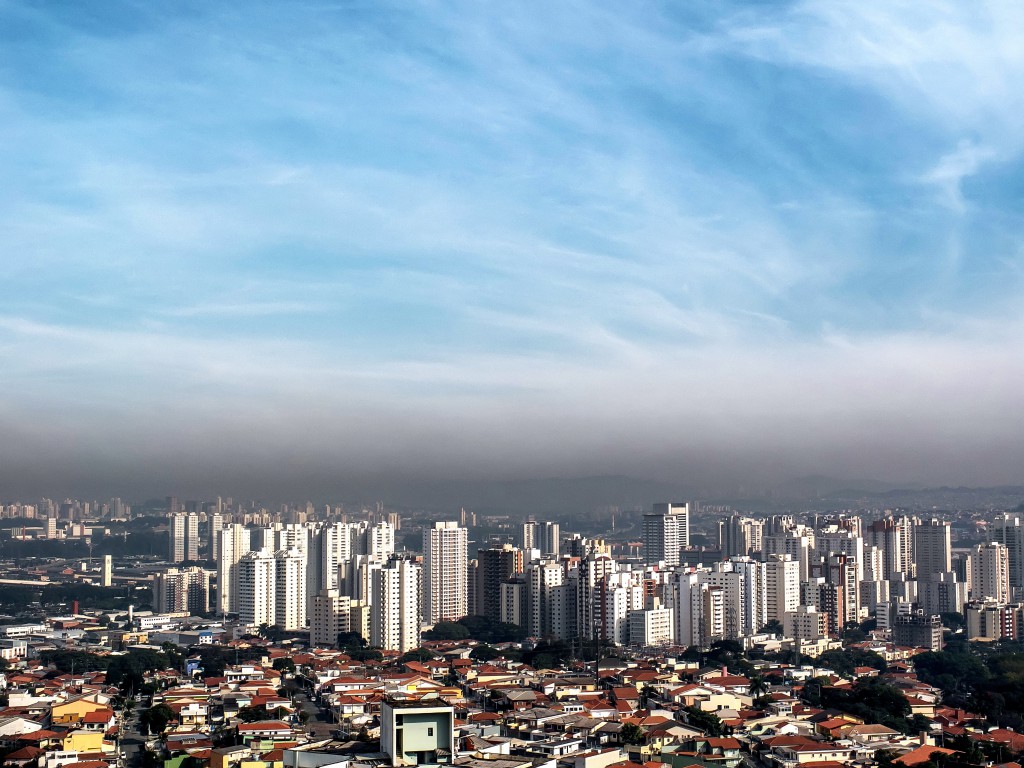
[259,624,286,643]
[337,632,367,649]
[272,657,296,673]
[140,704,174,734]
[455,615,527,644]
[470,644,499,662]
[684,706,724,737]
[237,705,270,723]
[422,621,470,641]
[620,722,646,745]
[816,648,887,678]
[762,619,784,636]
[748,676,769,698]
[399,648,435,664]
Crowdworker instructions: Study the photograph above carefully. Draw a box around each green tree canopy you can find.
[422,621,471,641]
[140,703,174,734]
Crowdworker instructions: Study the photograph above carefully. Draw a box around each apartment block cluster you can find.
[0,497,128,541]
[155,500,1024,655]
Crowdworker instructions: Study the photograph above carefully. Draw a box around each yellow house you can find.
[241,759,283,768]
[51,698,109,726]
[62,728,105,753]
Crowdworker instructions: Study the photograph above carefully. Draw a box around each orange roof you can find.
[895,747,957,767]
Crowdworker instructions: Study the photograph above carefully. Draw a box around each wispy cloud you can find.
[1,0,1024,494]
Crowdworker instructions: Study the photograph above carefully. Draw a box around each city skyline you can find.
[3,2,1024,498]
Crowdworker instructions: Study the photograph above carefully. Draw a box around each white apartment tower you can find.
[643,503,691,566]
[526,558,565,638]
[275,547,307,630]
[238,549,277,627]
[371,556,421,652]
[866,516,914,579]
[168,512,200,563]
[971,542,1010,604]
[311,588,351,647]
[217,524,252,615]
[422,521,468,624]
[763,526,814,582]
[992,514,1024,593]
[766,554,800,624]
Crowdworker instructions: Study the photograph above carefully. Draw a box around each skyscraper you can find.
[422,521,468,624]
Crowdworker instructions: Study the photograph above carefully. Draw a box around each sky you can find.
[2,0,1024,500]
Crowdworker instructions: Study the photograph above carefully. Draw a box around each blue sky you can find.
[2,0,1023,496]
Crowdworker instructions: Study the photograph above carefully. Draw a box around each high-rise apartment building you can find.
[168,512,200,563]
[643,503,691,566]
[371,556,421,652]
[275,547,307,630]
[719,515,763,558]
[422,521,467,624]
[992,514,1024,594]
[238,549,277,627]
[914,519,952,581]
[766,554,800,625]
[154,566,211,614]
[526,558,565,638]
[971,542,1010,603]
[208,512,225,561]
[763,526,814,582]
[866,516,914,579]
[476,544,524,622]
[217,524,252,615]
[311,588,351,647]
